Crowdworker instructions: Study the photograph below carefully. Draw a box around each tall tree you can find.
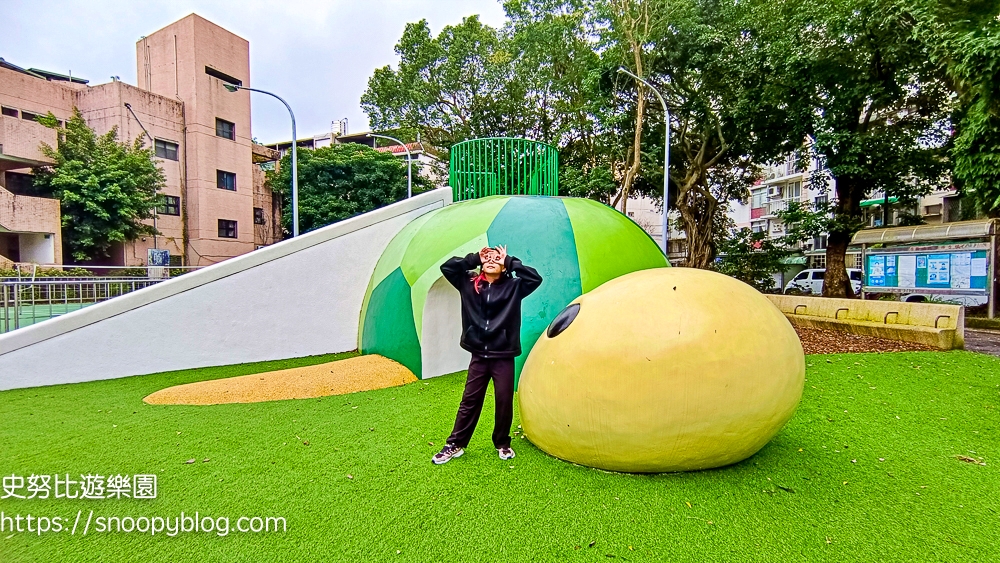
[917,0,1000,218]
[757,0,951,297]
[505,0,799,266]
[31,109,164,263]
[361,16,534,150]
[504,0,624,204]
[268,143,432,234]
[364,0,802,270]
[600,0,662,215]
[622,0,802,266]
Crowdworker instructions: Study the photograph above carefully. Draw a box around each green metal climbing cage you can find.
[449,138,558,202]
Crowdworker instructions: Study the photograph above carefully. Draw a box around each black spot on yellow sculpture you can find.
[518,268,805,473]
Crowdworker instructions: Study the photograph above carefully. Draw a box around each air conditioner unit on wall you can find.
[768,186,782,198]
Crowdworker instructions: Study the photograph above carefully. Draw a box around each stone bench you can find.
[766,294,964,350]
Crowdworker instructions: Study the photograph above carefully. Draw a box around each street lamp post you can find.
[618,67,671,257]
[223,84,300,237]
[368,133,412,199]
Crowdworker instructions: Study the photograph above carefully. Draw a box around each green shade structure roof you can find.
[359,195,668,382]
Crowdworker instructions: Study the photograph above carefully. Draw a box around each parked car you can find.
[784,268,863,295]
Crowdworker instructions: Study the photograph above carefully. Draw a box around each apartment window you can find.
[814,195,828,208]
[216,118,235,140]
[218,219,238,238]
[217,170,237,191]
[154,139,179,161]
[158,196,181,216]
[20,111,38,121]
[813,235,828,250]
[254,207,265,224]
[1,107,18,118]
[751,189,767,209]
[787,181,801,200]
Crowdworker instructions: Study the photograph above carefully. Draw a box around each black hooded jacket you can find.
[440,253,543,358]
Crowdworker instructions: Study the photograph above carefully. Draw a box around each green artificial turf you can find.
[1,350,998,562]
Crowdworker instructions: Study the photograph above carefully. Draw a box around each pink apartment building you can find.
[0,13,280,268]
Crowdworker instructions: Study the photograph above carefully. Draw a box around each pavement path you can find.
[964,328,1000,357]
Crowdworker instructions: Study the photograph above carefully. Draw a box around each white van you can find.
[784,268,863,295]
[900,293,987,307]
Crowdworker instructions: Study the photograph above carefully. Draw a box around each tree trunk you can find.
[823,231,854,298]
[823,177,862,298]
[676,172,719,269]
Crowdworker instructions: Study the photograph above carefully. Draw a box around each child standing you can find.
[432,245,542,464]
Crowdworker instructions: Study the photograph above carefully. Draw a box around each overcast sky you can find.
[2,0,506,143]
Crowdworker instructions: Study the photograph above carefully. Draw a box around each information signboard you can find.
[864,242,989,293]
[147,249,170,280]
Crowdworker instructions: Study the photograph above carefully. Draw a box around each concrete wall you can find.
[17,232,55,264]
[0,65,73,166]
[0,186,62,264]
[0,114,58,165]
[0,188,452,390]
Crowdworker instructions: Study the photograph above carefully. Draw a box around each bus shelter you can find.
[852,219,997,318]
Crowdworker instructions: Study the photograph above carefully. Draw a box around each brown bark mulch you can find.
[794,326,935,355]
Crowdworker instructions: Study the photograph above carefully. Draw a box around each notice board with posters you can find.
[864,241,990,293]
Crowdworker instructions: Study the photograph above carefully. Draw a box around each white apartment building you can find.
[729,150,962,282]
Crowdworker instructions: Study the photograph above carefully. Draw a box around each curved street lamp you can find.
[224,83,300,237]
[618,67,671,256]
[367,133,412,199]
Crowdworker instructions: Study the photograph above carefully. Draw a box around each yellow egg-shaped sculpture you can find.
[518,267,805,473]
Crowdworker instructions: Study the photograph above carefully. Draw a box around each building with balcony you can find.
[0,14,280,268]
[729,147,965,287]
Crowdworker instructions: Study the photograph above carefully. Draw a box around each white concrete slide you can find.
[0,188,452,390]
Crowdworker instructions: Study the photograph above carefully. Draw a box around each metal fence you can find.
[449,137,559,202]
[1,278,164,334]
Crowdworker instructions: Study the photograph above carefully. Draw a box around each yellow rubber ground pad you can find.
[143,355,417,406]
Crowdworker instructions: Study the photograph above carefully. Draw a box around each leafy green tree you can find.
[714,228,793,292]
[917,0,1000,217]
[361,16,534,150]
[30,109,164,263]
[504,0,627,204]
[753,0,952,297]
[507,0,802,267]
[269,143,433,234]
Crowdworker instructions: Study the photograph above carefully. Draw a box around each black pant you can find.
[447,355,515,449]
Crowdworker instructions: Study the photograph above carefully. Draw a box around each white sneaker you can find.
[498,446,515,460]
[432,444,464,465]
